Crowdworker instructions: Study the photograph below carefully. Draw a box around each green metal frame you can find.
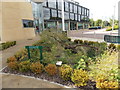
[25,46,43,62]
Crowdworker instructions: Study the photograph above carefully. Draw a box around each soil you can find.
[2,67,97,89]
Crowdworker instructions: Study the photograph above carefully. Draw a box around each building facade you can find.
[1,0,35,42]
[31,0,90,31]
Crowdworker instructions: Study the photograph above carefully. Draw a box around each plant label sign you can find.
[25,46,43,62]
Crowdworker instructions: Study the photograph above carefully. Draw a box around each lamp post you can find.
[61,0,65,31]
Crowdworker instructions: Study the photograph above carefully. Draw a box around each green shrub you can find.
[108,43,116,50]
[0,41,16,50]
[74,39,79,44]
[7,56,17,63]
[68,38,71,41]
[18,60,31,72]
[14,49,27,60]
[45,64,57,76]
[84,40,89,45]
[78,40,83,44]
[71,69,89,87]
[8,61,18,70]
[117,45,120,51]
[59,64,73,81]
[30,62,44,74]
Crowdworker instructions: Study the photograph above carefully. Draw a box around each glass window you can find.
[58,10,62,18]
[58,0,62,10]
[75,14,77,21]
[81,15,85,20]
[43,8,50,20]
[64,12,69,20]
[70,3,73,12]
[78,15,80,21]
[87,9,89,16]
[64,1,69,11]
[43,0,47,7]
[74,5,77,13]
[78,6,81,14]
[22,19,34,28]
[70,13,74,20]
[51,9,57,17]
[82,7,84,15]
[48,0,56,9]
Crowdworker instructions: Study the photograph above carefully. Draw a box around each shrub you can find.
[7,56,17,63]
[71,69,89,87]
[74,39,79,44]
[59,64,73,81]
[14,49,27,60]
[84,40,89,45]
[8,61,18,70]
[30,62,44,74]
[0,41,16,50]
[96,75,118,88]
[18,60,31,72]
[68,38,71,41]
[108,43,116,50]
[117,45,120,51]
[45,64,57,76]
[78,40,83,44]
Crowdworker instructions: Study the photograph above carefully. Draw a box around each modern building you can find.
[0,0,90,42]
[31,0,90,31]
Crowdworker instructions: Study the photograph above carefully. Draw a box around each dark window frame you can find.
[22,19,34,28]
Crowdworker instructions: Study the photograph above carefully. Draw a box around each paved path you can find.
[1,73,66,88]
[0,36,40,69]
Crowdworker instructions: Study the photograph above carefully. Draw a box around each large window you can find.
[58,0,62,10]
[64,1,69,12]
[22,19,34,28]
[82,7,85,15]
[64,12,69,20]
[75,14,77,21]
[48,0,56,9]
[70,13,74,20]
[70,3,73,12]
[51,9,57,17]
[43,8,50,20]
[78,6,81,14]
[74,5,77,13]
[58,10,62,18]
[78,15,81,21]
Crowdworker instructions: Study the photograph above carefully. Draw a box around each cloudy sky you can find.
[76,0,119,21]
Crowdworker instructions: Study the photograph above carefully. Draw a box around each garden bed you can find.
[2,67,96,89]
[3,29,120,89]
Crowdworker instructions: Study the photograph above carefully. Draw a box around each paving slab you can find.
[1,73,66,88]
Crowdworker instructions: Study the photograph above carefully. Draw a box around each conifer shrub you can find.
[45,64,57,76]
[59,64,73,81]
[71,69,89,87]
[30,62,44,74]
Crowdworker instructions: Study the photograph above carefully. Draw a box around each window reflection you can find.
[22,19,34,28]
[51,9,57,18]
[74,5,77,13]
[58,0,62,10]
[64,12,69,20]
[48,0,56,9]
[43,8,50,20]
[70,13,74,20]
[65,2,69,11]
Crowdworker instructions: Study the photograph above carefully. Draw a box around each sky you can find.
[76,0,120,21]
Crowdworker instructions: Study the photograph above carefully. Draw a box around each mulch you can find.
[2,67,97,89]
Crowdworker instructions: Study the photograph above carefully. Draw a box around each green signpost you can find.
[25,46,43,62]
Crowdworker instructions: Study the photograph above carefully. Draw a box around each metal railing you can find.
[104,35,120,44]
